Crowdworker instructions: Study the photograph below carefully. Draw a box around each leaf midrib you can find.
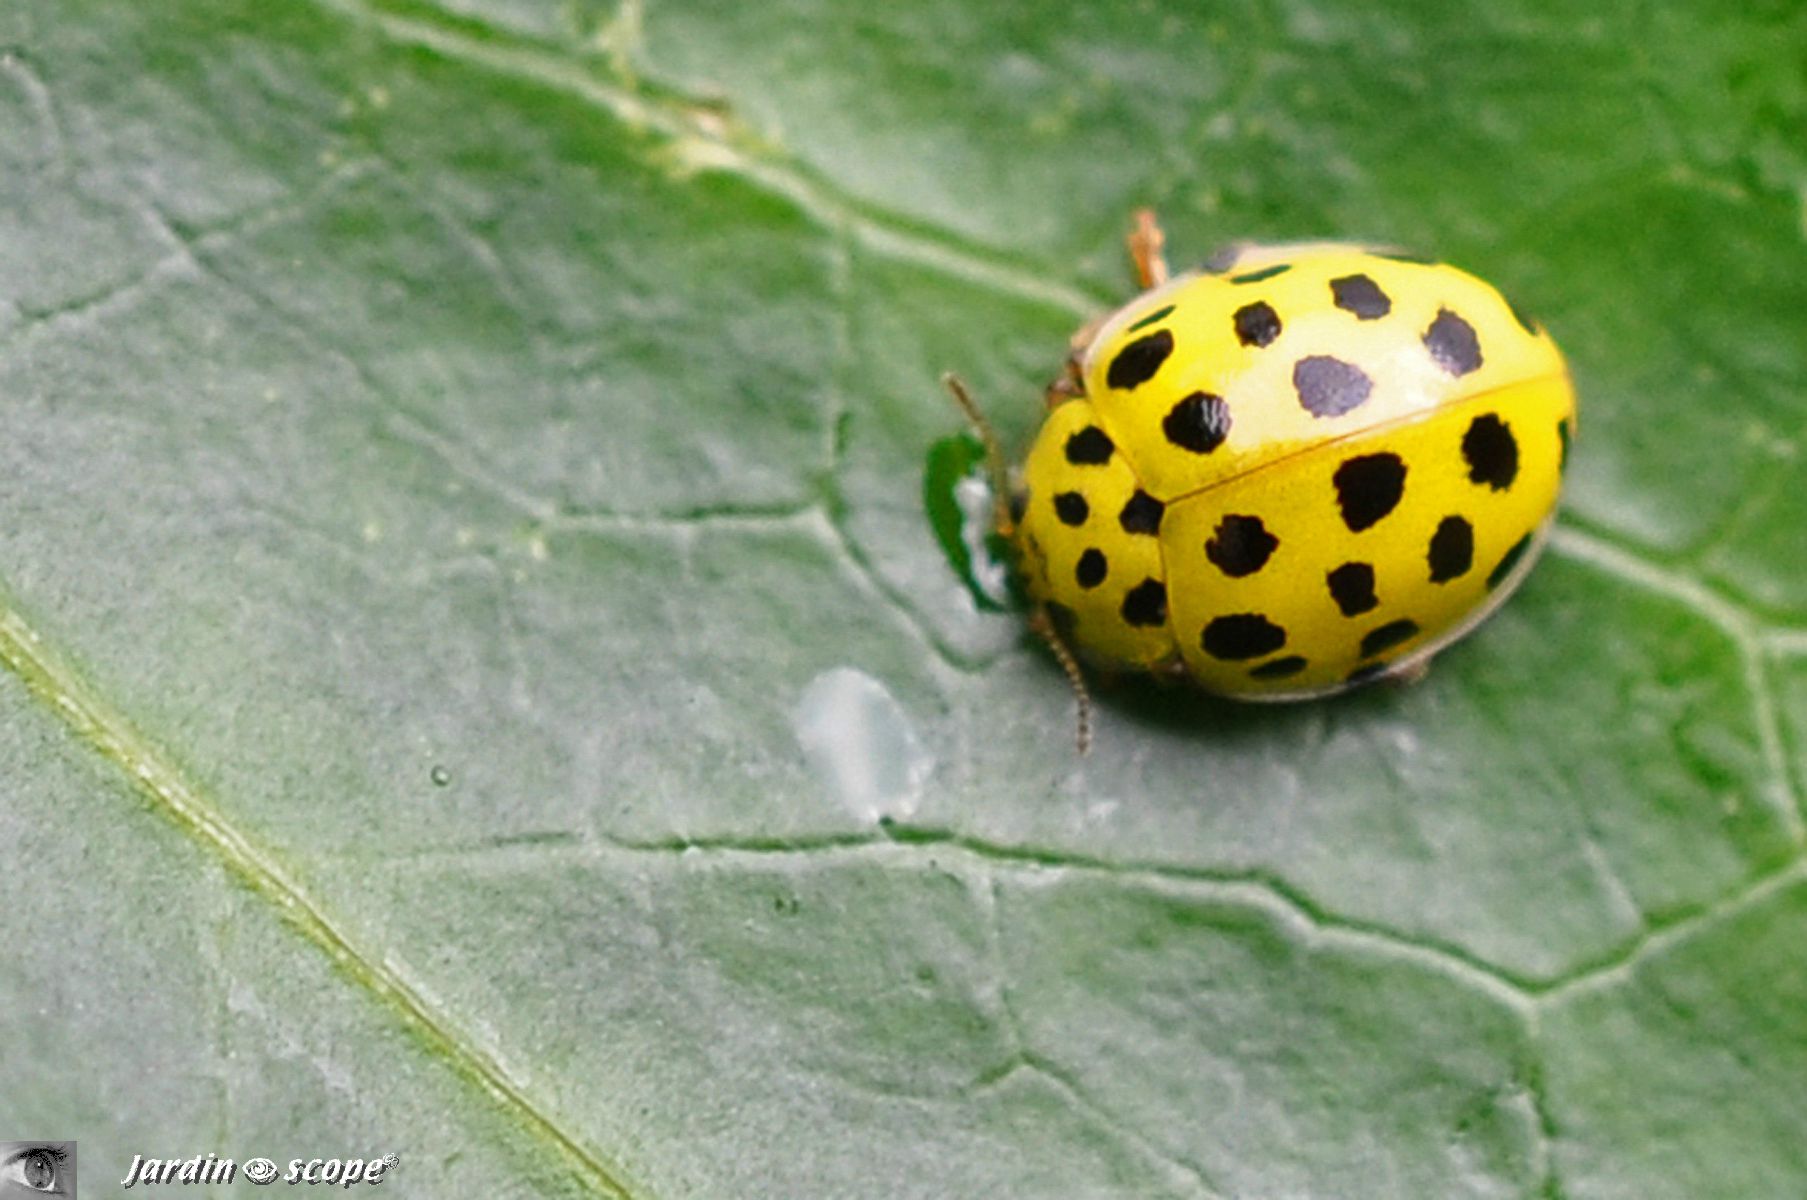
[0,589,639,1200]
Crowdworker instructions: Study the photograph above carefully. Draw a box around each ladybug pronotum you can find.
[946,212,1575,749]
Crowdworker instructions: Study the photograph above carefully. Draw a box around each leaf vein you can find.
[0,591,641,1200]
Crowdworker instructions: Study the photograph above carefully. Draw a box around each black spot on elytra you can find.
[1107,329,1174,390]
[1462,414,1519,491]
[1330,274,1391,319]
[1163,392,1232,454]
[1118,490,1165,535]
[1250,655,1308,680]
[1233,301,1282,348]
[1065,425,1114,465]
[1205,514,1279,577]
[1333,453,1407,532]
[1326,561,1379,616]
[1126,304,1176,333]
[1201,613,1287,660]
[1231,263,1292,284]
[1053,491,1089,526]
[1293,355,1373,418]
[1558,419,1572,470]
[1424,308,1483,376]
[1487,532,1534,590]
[1075,548,1108,589]
[1361,618,1420,658]
[1346,662,1390,685]
[1120,579,1168,627]
[1427,516,1474,582]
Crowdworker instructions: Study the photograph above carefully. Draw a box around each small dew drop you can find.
[429,765,452,787]
[793,668,934,825]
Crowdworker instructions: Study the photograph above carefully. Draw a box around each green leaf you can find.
[921,432,1015,613]
[2,1,1804,1197]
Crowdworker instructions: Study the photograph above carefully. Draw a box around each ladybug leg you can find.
[1045,316,1102,408]
[1153,654,1193,683]
[1127,207,1169,290]
[941,372,1016,539]
[1043,355,1085,408]
[1388,658,1433,686]
[1029,606,1095,755]
[1044,208,1166,407]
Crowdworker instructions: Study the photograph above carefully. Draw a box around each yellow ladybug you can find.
[946,212,1575,749]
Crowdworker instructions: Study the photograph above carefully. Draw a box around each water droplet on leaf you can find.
[793,668,933,825]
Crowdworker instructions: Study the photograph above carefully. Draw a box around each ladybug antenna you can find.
[1029,607,1094,755]
[941,372,1015,537]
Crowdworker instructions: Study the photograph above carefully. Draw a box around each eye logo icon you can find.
[1,1143,76,1196]
[244,1157,279,1185]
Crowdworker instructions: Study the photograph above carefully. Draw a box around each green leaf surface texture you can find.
[1,0,1803,1196]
